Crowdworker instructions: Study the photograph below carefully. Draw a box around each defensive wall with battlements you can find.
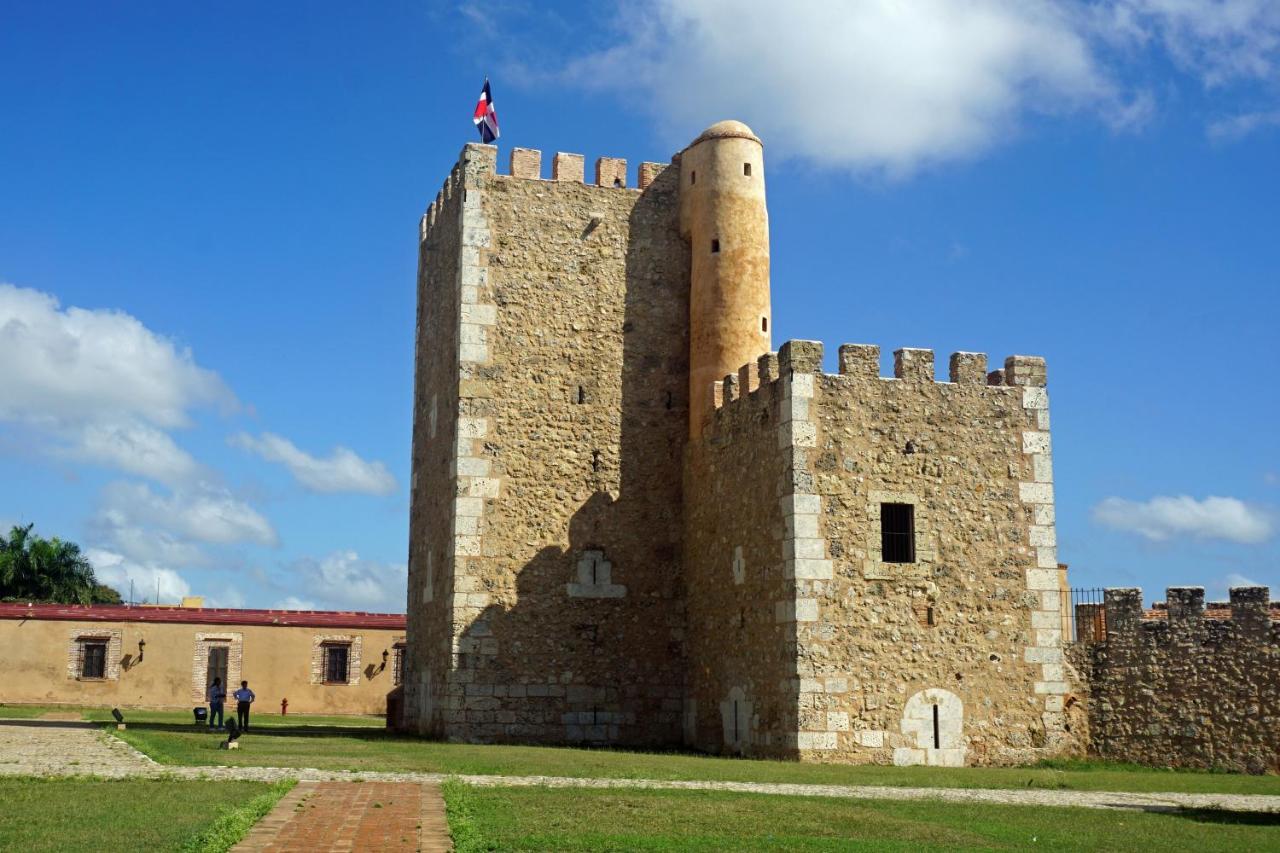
[1077,586,1279,772]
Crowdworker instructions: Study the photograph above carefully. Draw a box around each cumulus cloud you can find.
[230,432,397,496]
[87,547,192,605]
[97,481,279,547]
[1207,109,1280,141]
[546,0,1280,173]
[561,0,1121,175]
[285,550,406,612]
[1092,494,1273,544]
[0,283,232,483]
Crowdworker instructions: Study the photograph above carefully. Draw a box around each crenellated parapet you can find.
[701,340,1051,435]
[1098,586,1278,644]
[1086,585,1279,772]
[421,143,674,246]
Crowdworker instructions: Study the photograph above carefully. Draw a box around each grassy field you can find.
[443,783,1280,852]
[0,777,288,852]
[113,725,1280,796]
[0,703,383,728]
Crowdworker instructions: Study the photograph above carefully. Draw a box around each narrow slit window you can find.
[743,162,752,176]
[880,502,915,563]
[932,704,940,749]
[926,606,936,627]
[577,386,586,404]
[690,170,696,185]
[761,316,768,333]
[711,239,720,254]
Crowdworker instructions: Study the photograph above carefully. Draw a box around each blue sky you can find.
[1,1,1277,611]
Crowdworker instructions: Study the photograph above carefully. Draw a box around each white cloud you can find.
[1092,494,1274,544]
[1109,0,1280,87]
[0,284,233,428]
[230,432,397,496]
[87,548,192,605]
[98,481,279,547]
[60,421,203,484]
[0,283,232,484]
[285,550,406,612]
[275,595,317,611]
[1207,571,1266,600]
[1207,109,1280,141]
[558,0,1128,175]
[550,0,1280,173]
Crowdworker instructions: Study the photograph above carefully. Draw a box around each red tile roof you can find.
[0,602,405,630]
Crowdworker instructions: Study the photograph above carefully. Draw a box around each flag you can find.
[473,78,499,143]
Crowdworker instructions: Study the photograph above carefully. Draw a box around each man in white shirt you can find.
[233,680,255,731]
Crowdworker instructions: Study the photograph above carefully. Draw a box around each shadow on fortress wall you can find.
[452,165,692,747]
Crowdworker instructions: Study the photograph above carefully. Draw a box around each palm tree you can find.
[0,524,120,604]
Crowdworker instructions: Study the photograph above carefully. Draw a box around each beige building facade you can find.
[404,120,1088,764]
[0,603,405,716]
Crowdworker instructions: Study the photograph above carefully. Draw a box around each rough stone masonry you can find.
[403,119,1273,769]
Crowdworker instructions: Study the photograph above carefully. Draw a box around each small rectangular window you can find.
[711,239,720,254]
[690,170,696,184]
[881,502,915,563]
[744,162,752,176]
[80,641,107,679]
[323,644,350,684]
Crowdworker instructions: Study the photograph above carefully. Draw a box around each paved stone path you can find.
[232,780,451,852]
[2,719,1279,819]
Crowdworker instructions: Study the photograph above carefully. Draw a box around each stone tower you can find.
[405,121,1080,766]
[678,121,772,437]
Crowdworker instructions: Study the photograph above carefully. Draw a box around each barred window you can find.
[392,644,406,686]
[80,641,107,679]
[323,643,350,684]
[881,502,916,563]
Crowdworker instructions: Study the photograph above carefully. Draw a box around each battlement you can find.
[420,143,674,245]
[704,340,1049,428]
[1100,586,1277,641]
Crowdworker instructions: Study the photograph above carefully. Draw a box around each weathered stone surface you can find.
[1081,586,1279,773]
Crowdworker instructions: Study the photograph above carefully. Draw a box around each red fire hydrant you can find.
[281,698,288,716]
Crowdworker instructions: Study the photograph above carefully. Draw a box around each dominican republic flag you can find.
[473,78,499,143]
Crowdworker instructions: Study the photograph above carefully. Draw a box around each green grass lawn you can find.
[443,783,1280,852]
[0,704,58,718]
[0,777,288,853]
[113,725,1280,796]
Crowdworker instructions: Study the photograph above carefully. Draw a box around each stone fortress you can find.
[402,121,1278,772]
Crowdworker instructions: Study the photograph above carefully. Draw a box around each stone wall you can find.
[1082,586,1279,773]
[408,144,691,745]
[679,340,1082,764]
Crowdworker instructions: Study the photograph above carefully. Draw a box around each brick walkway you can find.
[232,780,451,852]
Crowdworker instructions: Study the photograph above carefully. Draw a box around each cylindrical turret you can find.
[679,120,772,437]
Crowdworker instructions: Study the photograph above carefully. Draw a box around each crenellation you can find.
[638,161,667,189]
[1004,355,1047,387]
[552,152,584,182]
[949,351,987,384]
[722,373,739,402]
[1165,586,1205,624]
[838,344,879,378]
[893,347,934,382]
[986,368,1006,386]
[596,156,627,188]
[757,352,779,384]
[778,340,823,376]
[1231,586,1272,635]
[509,147,542,179]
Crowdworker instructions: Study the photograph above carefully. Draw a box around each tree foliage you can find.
[0,525,121,604]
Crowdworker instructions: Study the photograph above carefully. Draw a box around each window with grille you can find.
[80,641,107,679]
[323,643,350,684]
[392,645,405,686]
[881,502,915,563]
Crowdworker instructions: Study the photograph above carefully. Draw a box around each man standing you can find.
[233,680,255,731]
[207,677,226,729]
